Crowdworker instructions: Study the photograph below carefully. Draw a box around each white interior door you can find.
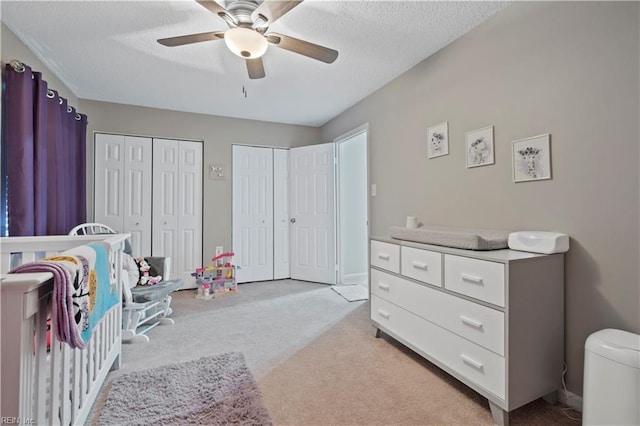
[273,149,290,279]
[95,134,152,256]
[94,134,124,233]
[289,143,336,285]
[177,141,203,286]
[123,136,152,256]
[152,139,180,273]
[153,139,202,287]
[232,145,274,283]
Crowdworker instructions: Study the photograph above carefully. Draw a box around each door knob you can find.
[290,218,296,223]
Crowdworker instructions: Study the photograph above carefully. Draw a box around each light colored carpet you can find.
[89,280,581,425]
[114,282,360,378]
[331,284,369,302]
[98,352,271,425]
[259,303,582,425]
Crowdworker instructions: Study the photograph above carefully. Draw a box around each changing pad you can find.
[389,225,510,251]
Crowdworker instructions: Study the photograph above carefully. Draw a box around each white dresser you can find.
[370,237,564,426]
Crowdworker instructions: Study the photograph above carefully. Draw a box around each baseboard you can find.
[558,388,583,412]
[340,273,367,286]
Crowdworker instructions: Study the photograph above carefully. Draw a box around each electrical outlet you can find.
[215,246,223,256]
[371,183,377,197]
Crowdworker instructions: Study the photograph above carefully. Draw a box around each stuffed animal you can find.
[134,258,162,286]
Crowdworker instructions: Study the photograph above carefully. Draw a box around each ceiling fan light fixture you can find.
[224,27,267,59]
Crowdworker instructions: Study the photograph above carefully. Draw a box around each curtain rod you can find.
[9,59,83,120]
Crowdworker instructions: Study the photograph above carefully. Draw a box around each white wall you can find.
[322,2,640,396]
[338,131,368,283]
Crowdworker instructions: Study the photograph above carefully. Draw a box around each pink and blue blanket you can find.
[10,242,119,349]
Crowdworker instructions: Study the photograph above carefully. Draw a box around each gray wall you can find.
[322,2,639,396]
[1,23,77,104]
[79,100,321,264]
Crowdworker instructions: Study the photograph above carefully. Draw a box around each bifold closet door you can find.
[94,133,152,255]
[273,149,290,280]
[232,145,274,283]
[152,139,202,287]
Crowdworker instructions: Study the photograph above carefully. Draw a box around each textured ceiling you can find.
[2,1,510,126]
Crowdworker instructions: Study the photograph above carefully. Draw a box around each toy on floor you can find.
[192,252,237,298]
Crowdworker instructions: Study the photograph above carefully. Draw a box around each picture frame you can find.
[466,125,494,168]
[427,121,449,158]
[512,134,551,182]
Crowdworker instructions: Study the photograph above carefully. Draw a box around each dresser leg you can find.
[489,402,509,426]
[374,328,382,338]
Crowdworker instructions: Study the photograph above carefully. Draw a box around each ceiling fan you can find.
[157,0,338,79]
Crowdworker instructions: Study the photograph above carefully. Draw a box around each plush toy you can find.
[134,258,162,286]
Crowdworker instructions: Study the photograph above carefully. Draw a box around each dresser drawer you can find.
[370,269,505,355]
[372,295,505,399]
[444,255,505,307]
[370,240,400,273]
[401,246,442,287]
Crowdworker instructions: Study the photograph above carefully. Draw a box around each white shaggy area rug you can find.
[98,352,271,425]
[331,285,369,302]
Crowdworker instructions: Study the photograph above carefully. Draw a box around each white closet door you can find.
[152,138,202,287]
[232,145,274,283]
[95,134,152,255]
[152,139,180,275]
[123,136,152,256]
[177,141,203,286]
[273,149,290,280]
[289,143,336,285]
[94,134,124,233]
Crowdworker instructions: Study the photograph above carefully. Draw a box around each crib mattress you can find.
[389,225,510,251]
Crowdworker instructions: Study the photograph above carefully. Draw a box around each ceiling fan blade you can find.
[157,31,225,47]
[266,33,338,64]
[195,0,236,25]
[246,58,266,79]
[252,0,303,28]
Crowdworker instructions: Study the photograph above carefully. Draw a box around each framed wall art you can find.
[512,134,551,182]
[466,125,494,168]
[427,121,449,159]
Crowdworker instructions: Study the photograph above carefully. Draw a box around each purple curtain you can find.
[3,62,88,236]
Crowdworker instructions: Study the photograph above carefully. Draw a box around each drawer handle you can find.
[377,309,390,319]
[461,354,484,371]
[412,261,428,271]
[377,283,390,291]
[460,316,484,330]
[378,253,390,261]
[461,273,484,285]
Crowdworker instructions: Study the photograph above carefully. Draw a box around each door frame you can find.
[334,123,370,287]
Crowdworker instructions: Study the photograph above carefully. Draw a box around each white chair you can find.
[69,223,181,343]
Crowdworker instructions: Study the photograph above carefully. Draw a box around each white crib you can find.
[1,234,128,425]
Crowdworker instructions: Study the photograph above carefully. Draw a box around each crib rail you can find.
[1,234,128,425]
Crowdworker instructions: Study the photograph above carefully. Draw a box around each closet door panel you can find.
[273,149,290,280]
[232,145,273,283]
[94,134,124,233]
[250,148,274,282]
[177,141,203,286]
[152,139,179,273]
[233,146,254,283]
[123,136,152,256]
